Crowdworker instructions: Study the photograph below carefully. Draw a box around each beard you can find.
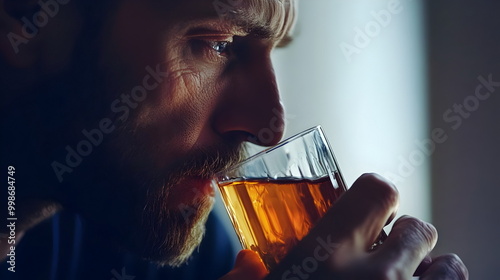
[79,125,248,267]
[56,101,248,267]
[141,184,213,267]
[136,141,247,267]
[1,0,250,268]
[43,2,249,265]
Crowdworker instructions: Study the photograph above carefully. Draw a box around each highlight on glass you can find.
[213,126,348,271]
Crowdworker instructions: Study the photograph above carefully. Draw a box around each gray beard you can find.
[140,181,214,267]
[81,95,247,266]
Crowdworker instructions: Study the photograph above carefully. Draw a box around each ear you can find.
[0,0,40,68]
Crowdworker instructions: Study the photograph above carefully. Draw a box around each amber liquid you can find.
[219,173,347,271]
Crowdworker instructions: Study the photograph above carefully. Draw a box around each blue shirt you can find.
[1,211,236,280]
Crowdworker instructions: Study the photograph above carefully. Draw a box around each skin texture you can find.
[1,0,292,267]
[229,175,468,280]
[0,0,468,279]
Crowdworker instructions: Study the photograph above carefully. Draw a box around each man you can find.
[0,0,468,279]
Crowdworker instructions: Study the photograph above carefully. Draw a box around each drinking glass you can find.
[213,125,354,271]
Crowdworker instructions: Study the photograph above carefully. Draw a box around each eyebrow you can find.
[231,16,280,39]
[181,11,294,47]
[226,8,295,47]
[226,17,295,47]
[238,20,294,48]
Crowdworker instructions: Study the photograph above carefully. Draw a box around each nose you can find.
[213,52,285,146]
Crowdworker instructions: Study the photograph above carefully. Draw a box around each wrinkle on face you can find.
[126,59,213,170]
[83,0,298,266]
[132,56,203,129]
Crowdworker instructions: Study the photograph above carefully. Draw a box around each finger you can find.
[414,254,432,276]
[234,249,267,271]
[322,173,399,255]
[265,173,399,279]
[420,254,469,280]
[369,215,438,278]
[220,250,268,280]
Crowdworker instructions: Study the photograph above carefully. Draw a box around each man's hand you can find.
[221,173,468,280]
[219,250,268,280]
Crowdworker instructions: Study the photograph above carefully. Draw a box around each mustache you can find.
[165,140,248,183]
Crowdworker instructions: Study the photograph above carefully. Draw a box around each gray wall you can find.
[427,1,500,278]
[216,1,500,278]
[274,0,430,223]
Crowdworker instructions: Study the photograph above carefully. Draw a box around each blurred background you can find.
[214,0,500,278]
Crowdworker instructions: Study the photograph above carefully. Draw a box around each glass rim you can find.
[216,125,325,176]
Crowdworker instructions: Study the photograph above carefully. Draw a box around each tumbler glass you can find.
[213,126,351,271]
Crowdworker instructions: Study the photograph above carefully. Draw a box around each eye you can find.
[210,41,231,56]
[186,34,235,61]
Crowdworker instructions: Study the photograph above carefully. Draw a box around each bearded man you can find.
[0,0,468,279]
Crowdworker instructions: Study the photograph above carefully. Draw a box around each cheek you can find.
[132,61,220,160]
[145,61,207,125]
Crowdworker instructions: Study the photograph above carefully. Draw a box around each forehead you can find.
[169,0,297,41]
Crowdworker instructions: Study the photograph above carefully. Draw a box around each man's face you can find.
[50,0,296,266]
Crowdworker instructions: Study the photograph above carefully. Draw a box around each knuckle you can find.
[356,173,400,209]
[396,216,438,248]
[437,254,469,280]
[418,220,438,248]
[360,173,399,212]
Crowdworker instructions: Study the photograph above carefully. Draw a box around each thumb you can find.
[219,250,268,280]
